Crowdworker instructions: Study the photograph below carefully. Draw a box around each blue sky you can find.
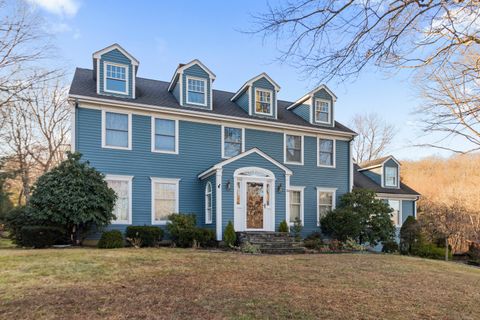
[28,0,467,160]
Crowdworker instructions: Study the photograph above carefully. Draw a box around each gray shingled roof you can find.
[353,164,420,196]
[69,68,356,135]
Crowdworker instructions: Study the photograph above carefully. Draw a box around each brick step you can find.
[237,231,307,254]
[248,241,305,249]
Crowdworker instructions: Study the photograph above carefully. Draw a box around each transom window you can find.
[388,199,401,226]
[289,188,304,225]
[385,167,398,187]
[317,189,335,225]
[255,89,272,115]
[318,138,334,167]
[285,134,303,164]
[105,175,132,224]
[315,99,330,123]
[104,111,130,149]
[152,178,179,225]
[152,118,177,153]
[187,77,206,105]
[105,63,127,94]
[205,182,213,224]
[223,127,243,158]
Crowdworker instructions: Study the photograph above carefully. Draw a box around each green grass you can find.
[0,237,15,249]
[0,247,479,319]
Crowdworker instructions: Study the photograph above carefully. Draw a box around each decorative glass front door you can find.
[246,182,264,229]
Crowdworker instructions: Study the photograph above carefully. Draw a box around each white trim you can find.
[248,86,253,115]
[150,177,180,225]
[384,166,399,188]
[287,186,305,226]
[101,109,132,150]
[287,84,337,109]
[221,125,245,159]
[349,140,353,192]
[105,174,133,225]
[185,76,207,107]
[205,181,213,224]
[375,193,419,200]
[358,156,402,171]
[151,117,179,154]
[132,65,136,99]
[316,187,337,226]
[231,72,281,101]
[70,102,76,152]
[254,88,273,116]
[317,136,336,168]
[70,96,356,139]
[103,61,129,95]
[414,200,417,219]
[168,59,216,92]
[215,169,223,240]
[93,43,139,65]
[283,133,304,165]
[313,98,331,125]
[96,58,100,94]
[386,198,402,227]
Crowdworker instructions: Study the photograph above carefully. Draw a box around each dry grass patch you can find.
[0,248,479,319]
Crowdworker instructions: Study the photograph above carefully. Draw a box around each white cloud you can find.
[27,0,81,18]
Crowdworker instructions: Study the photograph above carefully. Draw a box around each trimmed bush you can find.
[400,216,422,254]
[382,240,399,253]
[224,221,236,247]
[304,232,324,250]
[125,226,164,247]
[413,243,452,260]
[4,207,44,245]
[98,230,124,249]
[195,228,217,247]
[278,220,289,233]
[20,226,66,248]
[167,213,198,248]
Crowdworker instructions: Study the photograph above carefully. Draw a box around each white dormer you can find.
[231,73,281,119]
[93,44,139,99]
[287,85,337,127]
[358,156,401,189]
[168,59,216,110]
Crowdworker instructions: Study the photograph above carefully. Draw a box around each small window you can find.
[104,111,130,149]
[317,189,335,225]
[285,134,303,164]
[105,63,127,94]
[289,189,303,224]
[205,182,213,224]
[255,89,272,115]
[388,199,401,226]
[315,99,330,123]
[105,175,132,224]
[187,77,206,105]
[152,178,179,225]
[318,138,334,167]
[152,118,177,153]
[223,127,243,158]
[385,167,398,187]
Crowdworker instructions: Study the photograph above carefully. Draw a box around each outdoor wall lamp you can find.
[277,183,283,193]
[226,179,231,191]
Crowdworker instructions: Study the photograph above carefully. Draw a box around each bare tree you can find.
[350,113,396,163]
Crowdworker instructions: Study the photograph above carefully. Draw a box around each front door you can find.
[246,182,264,229]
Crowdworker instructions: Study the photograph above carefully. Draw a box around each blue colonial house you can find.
[68,44,418,243]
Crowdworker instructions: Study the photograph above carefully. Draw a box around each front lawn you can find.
[0,247,479,319]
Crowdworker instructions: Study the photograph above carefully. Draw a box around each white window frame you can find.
[288,186,305,226]
[205,181,213,224]
[150,177,180,225]
[221,125,245,159]
[317,136,336,168]
[384,166,398,188]
[254,88,273,116]
[104,62,129,95]
[314,98,331,124]
[151,117,179,154]
[101,109,132,150]
[316,187,337,226]
[388,199,402,227]
[284,133,304,165]
[105,174,133,225]
[186,76,207,106]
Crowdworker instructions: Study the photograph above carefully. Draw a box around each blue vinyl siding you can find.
[312,88,334,127]
[236,89,249,114]
[182,64,211,109]
[363,167,382,185]
[98,49,134,98]
[292,103,310,123]
[251,77,276,119]
[172,81,180,102]
[402,200,415,223]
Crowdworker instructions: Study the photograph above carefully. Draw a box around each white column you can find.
[215,169,223,241]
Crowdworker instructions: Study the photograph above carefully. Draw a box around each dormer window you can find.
[315,99,331,123]
[187,77,207,106]
[385,167,398,187]
[105,63,128,94]
[255,89,272,115]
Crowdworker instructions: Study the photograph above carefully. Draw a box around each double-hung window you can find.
[385,167,398,187]
[318,138,335,167]
[151,178,179,225]
[315,99,330,123]
[223,126,244,158]
[187,77,206,106]
[289,187,304,225]
[205,182,213,224]
[103,111,131,149]
[105,175,132,224]
[317,188,336,225]
[152,118,178,154]
[105,63,128,94]
[285,134,303,164]
[388,199,401,226]
[255,89,272,115]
